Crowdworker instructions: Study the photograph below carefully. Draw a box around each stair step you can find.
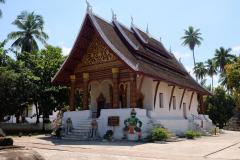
[74,126,91,129]
[62,136,89,141]
[66,133,89,137]
[71,130,91,134]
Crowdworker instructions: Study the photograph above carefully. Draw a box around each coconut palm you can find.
[213,47,236,72]
[7,11,48,53]
[181,26,203,66]
[205,59,217,91]
[193,62,207,81]
[0,0,5,18]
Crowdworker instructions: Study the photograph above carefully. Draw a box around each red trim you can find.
[179,88,186,109]
[189,91,194,110]
[169,85,176,111]
[153,81,161,108]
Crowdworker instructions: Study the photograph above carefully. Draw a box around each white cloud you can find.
[61,46,71,56]
[172,51,191,60]
[232,45,240,55]
[185,65,194,77]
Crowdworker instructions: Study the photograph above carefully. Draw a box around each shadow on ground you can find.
[38,136,148,147]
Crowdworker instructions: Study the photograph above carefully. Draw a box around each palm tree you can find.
[193,62,207,81]
[213,47,236,72]
[7,11,48,53]
[0,0,5,18]
[181,26,203,66]
[205,59,217,91]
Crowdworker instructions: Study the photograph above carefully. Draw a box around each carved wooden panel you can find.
[82,36,117,65]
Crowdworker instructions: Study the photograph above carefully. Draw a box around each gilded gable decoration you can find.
[82,36,117,65]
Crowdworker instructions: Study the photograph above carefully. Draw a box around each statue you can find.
[65,117,73,134]
[124,109,142,140]
[90,119,98,139]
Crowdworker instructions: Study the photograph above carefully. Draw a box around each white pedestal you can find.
[127,133,138,141]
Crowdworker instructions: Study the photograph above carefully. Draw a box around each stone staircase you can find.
[62,119,93,140]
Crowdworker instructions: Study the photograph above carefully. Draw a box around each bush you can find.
[103,130,113,140]
[151,127,170,141]
[0,137,13,146]
[194,131,201,138]
[185,130,201,139]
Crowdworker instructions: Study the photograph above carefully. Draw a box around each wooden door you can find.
[97,93,106,118]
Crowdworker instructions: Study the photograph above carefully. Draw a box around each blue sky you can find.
[1,0,240,86]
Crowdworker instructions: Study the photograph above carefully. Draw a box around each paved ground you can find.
[1,130,240,160]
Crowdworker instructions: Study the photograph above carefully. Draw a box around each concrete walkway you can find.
[2,130,240,160]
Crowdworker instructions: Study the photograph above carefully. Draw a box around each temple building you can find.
[52,7,213,139]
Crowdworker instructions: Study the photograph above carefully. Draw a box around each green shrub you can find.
[0,137,13,146]
[194,131,201,138]
[185,130,201,139]
[103,130,113,140]
[151,127,170,141]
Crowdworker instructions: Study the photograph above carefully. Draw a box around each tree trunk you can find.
[211,75,214,92]
[192,48,196,67]
[35,103,40,124]
[192,49,197,80]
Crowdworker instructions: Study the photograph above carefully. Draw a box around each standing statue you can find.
[65,117,73,134]
[124,109,142,140]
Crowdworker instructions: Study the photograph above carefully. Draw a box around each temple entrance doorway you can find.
[97,93,106,118]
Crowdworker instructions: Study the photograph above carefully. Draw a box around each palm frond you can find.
[9,11,49,53]
[34,34,47,45]
[12,19,27,30]
[7,31,25,40]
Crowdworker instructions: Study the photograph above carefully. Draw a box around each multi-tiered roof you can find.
[52,9,209,95]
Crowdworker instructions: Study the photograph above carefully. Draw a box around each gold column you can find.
[112,68,119,108]
[69,75,76,111]
[130,73,137,108]
[83,73,89,110]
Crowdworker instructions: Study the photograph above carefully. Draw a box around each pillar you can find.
[69,75,76,111]
[112,68,119,108]
[83,72,89,110]
[130,73,137,108]
[199,95,204,114]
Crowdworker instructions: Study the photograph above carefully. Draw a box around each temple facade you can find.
[52,8,213,139]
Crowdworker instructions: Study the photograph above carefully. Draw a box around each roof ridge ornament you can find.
[111,9,117,21]
[131,16,134,26]
[86,0,92,13]
[146,24,149,35]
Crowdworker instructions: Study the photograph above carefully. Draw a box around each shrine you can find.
[52,6,213,139]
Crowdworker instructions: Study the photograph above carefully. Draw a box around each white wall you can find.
[97,108,152,139]
[138,76,154,110]
[148,80,199,120]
